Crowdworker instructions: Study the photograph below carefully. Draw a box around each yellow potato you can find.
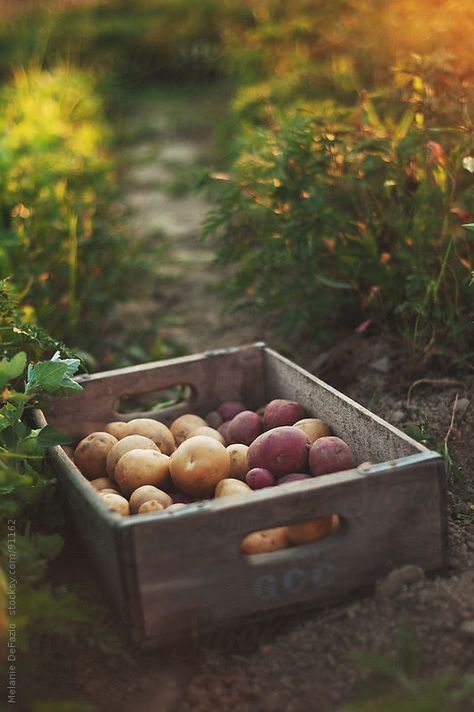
[74,432,118,480]
[89,477,115,491]
[114,449,170,496]
[169,435,230,497]
[226,443,249,480]
[127,418,176,455]
[293,418,331,445]
[104,421,130,440]
[170,414,207,446]
[99,492,129,517]
[214,478,252,498]
[286,514,340,545]
[137,501,165,515]
[129,485,172,514]
[105,434,159,478]
[240,527,290,554]
[166,503,187,513]
[187,426,225,445]
[98,488,121,495]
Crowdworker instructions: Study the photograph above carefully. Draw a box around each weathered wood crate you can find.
[33,343,448,648]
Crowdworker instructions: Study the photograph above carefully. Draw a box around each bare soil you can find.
[44,86,474,712]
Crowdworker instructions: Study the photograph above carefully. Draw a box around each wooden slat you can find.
[264,348,426,464]
[45,344,266,434]
[128,452,446,640]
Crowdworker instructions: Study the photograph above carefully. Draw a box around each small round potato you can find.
[104,421,130,440]
[240,527,290,555]
[170,414,207,446]
[114,449,171,496]
[99,492,130,517]
[126,418,176,455]
[187,426,225,445]
[214,478,252,498]
[74,432,118,480]
[98,488,121,495]
[226,443,249,480]
[106,434,159,478]
[166,503,187,513]
[137,501,165,515]
[129,485,172,514]
[287,514,340,545]
[169,435,230,497]
[89,477,116,491]
[293,418,331,445]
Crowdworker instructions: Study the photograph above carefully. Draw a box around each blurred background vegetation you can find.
[0,0,472,707]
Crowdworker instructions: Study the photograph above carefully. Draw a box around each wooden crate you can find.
[33,343,448,647]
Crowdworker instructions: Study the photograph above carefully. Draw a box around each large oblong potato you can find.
[74,432,118,480]
[240,527,290,554]
[114,449,171,496]
[126,418,176,455]
[169,435,230,497]
[286,514,340,545]
[106,434,159,478]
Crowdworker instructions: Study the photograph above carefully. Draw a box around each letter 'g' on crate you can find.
[33,344,448,648]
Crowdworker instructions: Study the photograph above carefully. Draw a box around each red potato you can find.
[263,399,306,430]
[217,420,232,445]
[248,426,309,477]
[170,414,207,446]
[127,418,176,455]
[169,435,230,497]
[226,443,249,480]
[217,400,246,421]
[129,485,172,514]
[309,436,354,476]
[240,527,290,554]
[228,410,263,446]
[115,449,171,496]
[73,432,118,480]
[106,434,159,478]
[246,468,275,490]
[293,418,331,445]
[205,410,223,429]
[277,473,312,484]
[287,514,340,545]
[187,426,225,445]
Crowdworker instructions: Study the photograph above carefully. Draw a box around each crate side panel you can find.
[48,448,131,620]
[45,345,265,436]
[131,457,445,640]
[264,349,422,464]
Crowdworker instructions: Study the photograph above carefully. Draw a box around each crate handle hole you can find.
[115,384,194,415]
[240,514,342,557]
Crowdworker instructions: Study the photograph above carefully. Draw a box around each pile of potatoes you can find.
[72,399,356,554]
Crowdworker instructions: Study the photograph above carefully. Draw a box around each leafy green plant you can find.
[0,65,154,362]
[203,64,473,365]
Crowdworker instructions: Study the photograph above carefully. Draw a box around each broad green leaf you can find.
[462,223,474,232]
[25,361,69,394]
[0,351,26,390]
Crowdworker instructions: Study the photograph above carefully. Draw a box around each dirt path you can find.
[48,87,474,712]
[119,85,266,355]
